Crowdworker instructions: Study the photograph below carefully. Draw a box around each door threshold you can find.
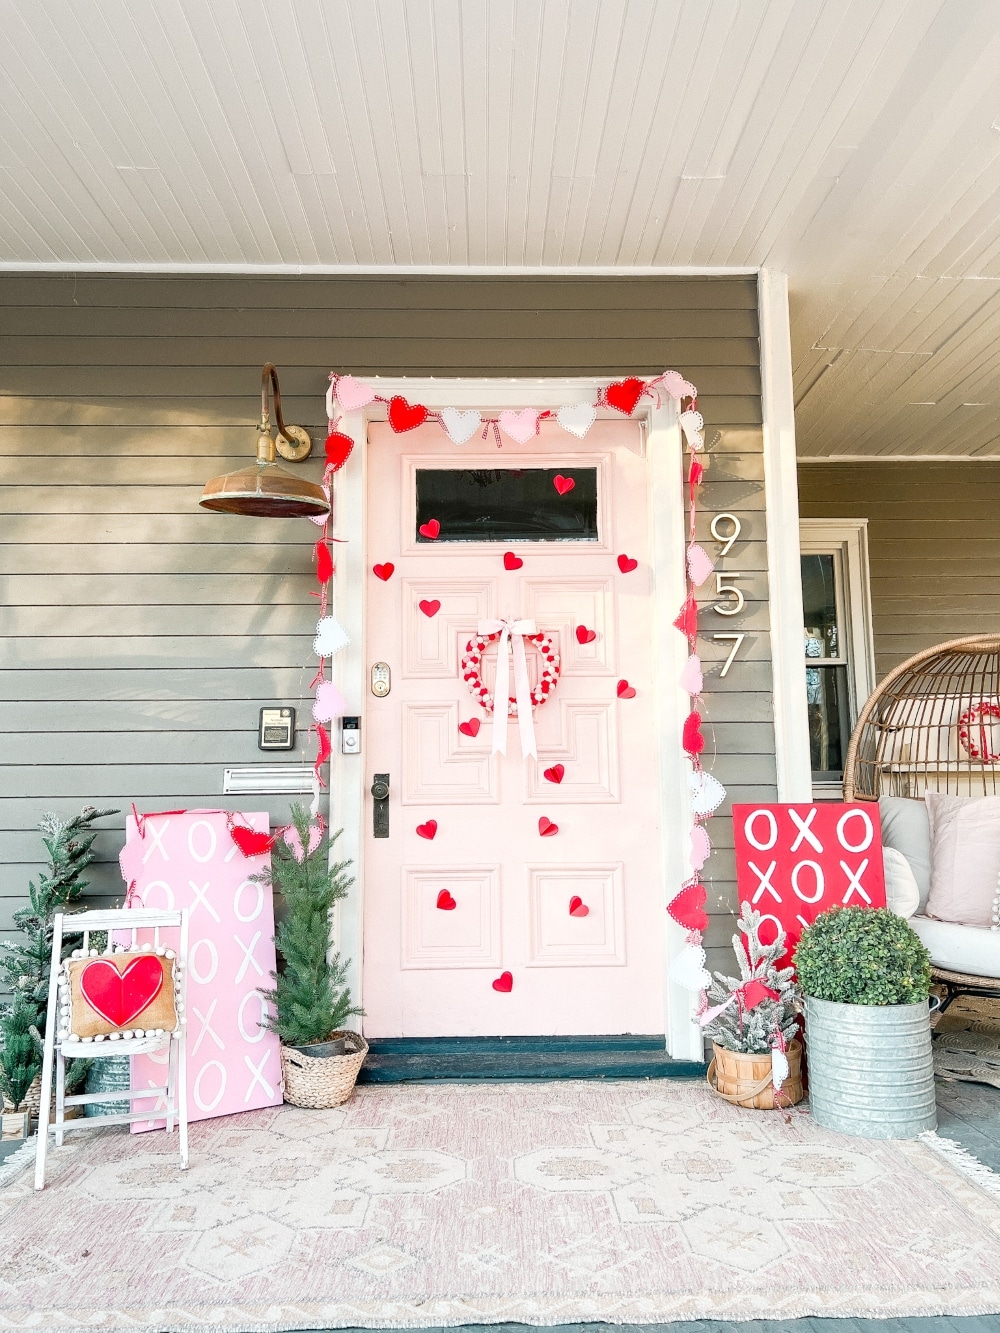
[358,1035,706,1083]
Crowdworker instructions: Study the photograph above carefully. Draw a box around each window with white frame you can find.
[799,520,876,795]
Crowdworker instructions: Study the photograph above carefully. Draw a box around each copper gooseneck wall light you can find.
[199,364,331,518]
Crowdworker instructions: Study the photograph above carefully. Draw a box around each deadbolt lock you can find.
[371,662,391,697]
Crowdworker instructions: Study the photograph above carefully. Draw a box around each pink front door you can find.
[363,417,666,1037]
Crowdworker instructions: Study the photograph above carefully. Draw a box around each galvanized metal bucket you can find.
[804,995,937,1139]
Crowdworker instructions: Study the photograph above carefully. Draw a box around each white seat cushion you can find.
[909,914,1000,979]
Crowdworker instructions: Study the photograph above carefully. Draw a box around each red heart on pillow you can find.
[568,895,590,918]
[666,882,708,932]
[606,377,645,415]
[230,825,275,857]
[419,599,441,617]
[324,430,354,470]
[543,764,565,784]
[492,971,513,992]
[418,519,441,540]
[538,817,559,837]
[503,551,523,570]
[459,719,481,737]
[576,625,597,645]
[617,554,638,574]
[389,396,428,433]
[373,563,395,582]
[436,890,456,911]
[80,955,164,1028]
[683,711,705,755]
[553,474,575,496]
[416,820,438,840]
[617,680,636,699]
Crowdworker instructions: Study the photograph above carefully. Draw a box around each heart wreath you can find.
[958,700,1000,763]
[461,630,560,717]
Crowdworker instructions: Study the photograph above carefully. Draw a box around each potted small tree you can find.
[260,804,365,1108]
[794,905,935,1139]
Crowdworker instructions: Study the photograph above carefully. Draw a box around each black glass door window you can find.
[415,468,598,542]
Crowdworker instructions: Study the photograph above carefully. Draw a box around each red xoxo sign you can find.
[732,803,887,967]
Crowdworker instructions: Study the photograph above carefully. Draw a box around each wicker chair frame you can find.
[842,633,1000,1007]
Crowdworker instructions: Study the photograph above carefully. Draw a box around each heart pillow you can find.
[66,952,178,1039]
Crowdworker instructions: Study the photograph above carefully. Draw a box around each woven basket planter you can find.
[707,1038,804,1110]
[280,1031,368,1109]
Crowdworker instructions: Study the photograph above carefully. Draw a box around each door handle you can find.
[371,773,390,838]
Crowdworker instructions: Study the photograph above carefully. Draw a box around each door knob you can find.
[371,773,390,838]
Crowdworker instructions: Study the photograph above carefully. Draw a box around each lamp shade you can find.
[200,459,330,519]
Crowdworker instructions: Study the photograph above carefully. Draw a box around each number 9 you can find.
[710,513,742,557]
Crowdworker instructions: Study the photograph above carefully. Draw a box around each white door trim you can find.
[330,376,697,1054]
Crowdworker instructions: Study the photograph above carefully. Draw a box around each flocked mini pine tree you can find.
[701,901,802,1055]
[260,803,362,1048]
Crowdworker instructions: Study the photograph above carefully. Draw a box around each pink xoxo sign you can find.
[119,808,282,1128]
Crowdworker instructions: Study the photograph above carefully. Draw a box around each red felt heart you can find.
[568,895,590,918]
[576,625,597,645]
[689,458,705,486]
[230,825,275,857]
[315,539,333,584]
[673,596,698,641]
[373,562,395,582]
[617,679,637,699]
[492,971,513,993]
[606,377,645,415]
[538,817,559,837]
[416,820,438,840]
[436,889,456,911]
[324,430,354,470]
[503,551,523,570]
[666,882,708,932]
[389,395,428,433]
[617,554,638,574]
[543,763,565,784]
[418,599,441,617]
[418,519,441,540]
[553,474,575,496]
[80,955,164,1028]
[683,710,705,755]
[459,718,481,738]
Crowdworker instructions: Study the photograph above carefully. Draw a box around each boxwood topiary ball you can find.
[793,905,931,1006]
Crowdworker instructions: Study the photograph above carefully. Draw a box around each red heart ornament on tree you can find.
[606,377,645,415]
[80,955,164,1028]
[538,817,559,837]
[459,719,481,738]
[492,971,513,993]
[553,474,575,496]
[666,882,708,932]
[568,895,590,918]
[543,763,565,784]
[576,625,597,645]
[388,396,428,432]
[436,890,456,910]
[416,820,438,840]
[503,551,523,570]
[617,680,637,699]
[617,554,638,574]
[418,599,441,617]
[324,430,354,470]
[683,710,705,755]
[230,825,275,857]
[373,563,395,581]
[418,519,441,539]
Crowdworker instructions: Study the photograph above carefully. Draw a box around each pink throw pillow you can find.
[925,792,1000,928]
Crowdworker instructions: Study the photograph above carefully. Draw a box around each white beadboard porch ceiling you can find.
[2,0,1000,457]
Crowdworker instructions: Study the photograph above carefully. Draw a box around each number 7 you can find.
[712,633,746,678]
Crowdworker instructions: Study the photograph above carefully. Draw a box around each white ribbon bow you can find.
[478,617,538,759]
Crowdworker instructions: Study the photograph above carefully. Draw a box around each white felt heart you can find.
[557,402,597,439]
[670,942,711,992]
[680,409,705,446]
[313,616,350,658]
[335,375,376,411]
[658,370,697,401]
[687,543,715,587]
[690,824,711,871]
[771,1046,790,1092]
[313,679,347,723]
[441,407,481,446]
[688,768,727,817]
[679,654,703,696]
[498,408,539,444]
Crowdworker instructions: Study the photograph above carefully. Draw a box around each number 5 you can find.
[713,572,745,616]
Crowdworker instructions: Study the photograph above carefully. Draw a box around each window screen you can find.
[415,468,598,542]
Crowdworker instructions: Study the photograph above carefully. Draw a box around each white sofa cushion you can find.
[909,914,1000,979]
[878,796,931,911]
[882,847,920,918]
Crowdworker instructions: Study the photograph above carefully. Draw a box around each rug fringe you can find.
[919,1130,1000,1199]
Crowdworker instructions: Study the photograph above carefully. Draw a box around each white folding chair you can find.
[34,907,189,1190]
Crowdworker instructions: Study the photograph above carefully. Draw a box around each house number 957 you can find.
[709,513,747,677]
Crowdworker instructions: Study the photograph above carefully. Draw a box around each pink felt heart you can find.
[492,971,513,993]
[283,822,323,862]
[687,543,715,587]
[617,554,638,574]
[689,824,711,871]
[498,408,539,444]
[373,562,395,582]
[543,763,565,784]
[575,625,597,645]
[313,680,347,724]
[682,710,705,756]
[568,895,590,918]
[606,377,645,415]
[667,882,709,932]
[657,370,697,401]
[436,890,456,911]
[416,820,438,840]
[335,375,376,411]
[617,680,636,699]
[418,519,441,540]
[679,654,703,696]
[388,396,428,433]
[418,599,441,617]
[553,474,576,496]
[503,551,523,570]
[538,817,558,837]
[459,718,481,738]
[230,825,275,858]
[80,955,164,1029]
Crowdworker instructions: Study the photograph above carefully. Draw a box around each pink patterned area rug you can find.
[1,1080,1000,1330]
